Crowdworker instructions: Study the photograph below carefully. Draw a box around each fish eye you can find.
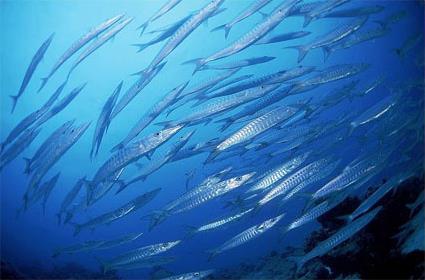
[236,176,242,181]
[155,132,160,136]
[194,272,200,276]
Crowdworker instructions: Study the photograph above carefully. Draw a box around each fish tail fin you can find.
[303,15,313,28]
[322,46,333,62]
[130,69,145,76]
[284,45,310,63]
[38,77,49,92]
[132,43,150,53]
[23,157,32,174]
[406,202,418,218]
[182,58,206,75]
[183,225,198,239]
[206,249,219,262]
[287,256,305,274]
[204,149,220,164]
[70,222,82,236]
[9,95,18,113]
[211,24,231,39]
[137,21,149,36]
[94,256,111,274]
[154,120,177,129]
[215,117,234,132]
[110,142,124,153]
[148,210,170,231]
[335,214,351,223]
[258,11,269,19]
[114,180,128,194]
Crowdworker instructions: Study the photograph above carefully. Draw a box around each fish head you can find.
[226,172,256,190]
[162,240,181,250]
[256,213,285,232]
[155,125,184,141]
[192,270,215,279]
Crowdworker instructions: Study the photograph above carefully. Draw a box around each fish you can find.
[111,82,188,152]
[212,0,273,39]
[52,232,143,257]
[102,256,176,272]
[207,106,302,162]
[302,0,350,27]
[101,240,180,272]
[255,31,311,45]
[208,213,285,260]
[289,206,382,273]
[24,122,91,207]
[286,16,368,62]
[374,10,407,30]
[137,0,184,36]
[90,81,123,158]
[86,168,125,207]
[0,128,42,172]
[140,0,225,78]
[324,5,384,18]
[161,269,215,280]
[281,188,352,233]
[110,61,167,120]
[257,157,334,207]
[157,84,279,128]
[56,176,86,224]
[339,170,414,222]
[33,83,87,128]
[72,188,161,236]
[23,120,75,174]
[171,137,221,162]
[185,208,253,237]
[11,33,55,113]
[67,18,133,78]
[247,153,311,194]
[148,172,254,230]
[87,125,182,190]
[199,56,275,71]
[39,14,125,91]
[323,27,389,60]
[0,82,65,154]
[185,0,301,73]
[393,32,423,59]
[40,172,61,214]
[116,130,195,193]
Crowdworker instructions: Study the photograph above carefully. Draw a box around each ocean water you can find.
[0,0,424,279]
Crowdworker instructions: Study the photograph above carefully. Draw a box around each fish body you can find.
[288,16,368,62]
[350,95,396,129]
[57,176,86,224]
[137,0,184,35]
[209,213,284,259]
[103,240,180,271]
[201,56,275,71]
[247,152,310,193]
[258,157,333,207]
[90,82,123,158]
[189,0,301,73]
[0,128,41,172]
[73,188,160,235]
[324,5,384,18]
[255,31,311,45]
[290,206,382,273]
[89,125,182,189]
[192,208,253,234]
[302,0,350,27]
[161,270,215,280]
[212,0,273,38]
[39,14,125,91]
[87,168,125,206]
[95,232,144,250]
[11,33,54,112]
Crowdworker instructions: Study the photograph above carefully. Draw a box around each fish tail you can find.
[38,77,49,92]
[204,149,220,164]
[284,45,310,63]
[182,58,206,75]
[137,21,149,36]
[206,249,219,262]
[287,256,305,274]
[322,46,333,62]
[154,120,177,129]
[303,15,313,28]
[9,95,19,113]
[114,180,128,194]
[148,210,170,231]
[22,157,32,174]
[183,225,198,239]
[215,117,234,132]
[211,24,232,39]
[132,43,150,53]
[110,142,124,153]
[94,256,110,274]
[71,222,82,236]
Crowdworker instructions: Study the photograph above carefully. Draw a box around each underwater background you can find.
[1,0,424,279]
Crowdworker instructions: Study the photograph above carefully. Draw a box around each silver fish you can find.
[72,188,161,236]
[11,33,54,113]
[56,176,86,224]
[350,95,396,131]
[208,213,285,260]
[67,17,133,77]
[86,167,125,207]
[289,206,382,273]
[39,14,125,91]
[88,125,182,189]
[142,0,225,77]
[90,82,123,158]
[200,56,275,71]
[302,0,350,27]
[255,31,311,45]
[137,0,184,36]
[101,240,180,272]
[161,269,215,280]
[324,5,384,18]
[287,16,368,62]
[247,152,310,193]
[0,128,41,172]
[211,0,273,38]
[186,0,301,73]
[102,256,175,272]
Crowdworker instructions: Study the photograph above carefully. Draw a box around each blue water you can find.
[1,0,424,279]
